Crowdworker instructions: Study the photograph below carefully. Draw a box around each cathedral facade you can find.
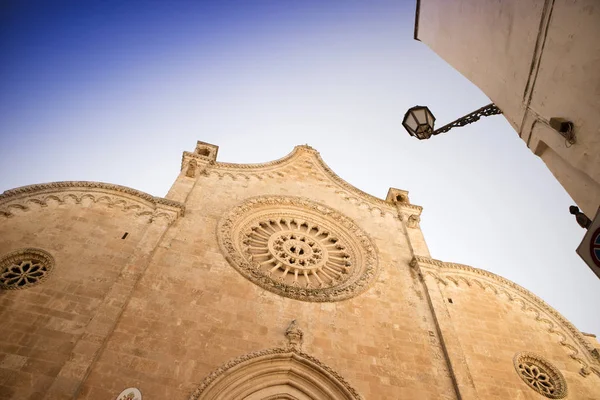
[0,141,599,400]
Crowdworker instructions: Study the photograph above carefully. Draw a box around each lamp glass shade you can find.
[402,105,436,140]
[412,107,427,125]
[404,113,419,131]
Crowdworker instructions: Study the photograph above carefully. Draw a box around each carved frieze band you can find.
[0,181,185,223]
[411,256,600,375]
[186,144,422,220]
[180,151,215,172]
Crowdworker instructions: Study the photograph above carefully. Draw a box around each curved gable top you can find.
[189,144,422,217]
[0,181,185,221]
[412,255,600,373]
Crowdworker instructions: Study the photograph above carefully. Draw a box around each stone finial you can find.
[285,320,303,349]
[194,140,219,160]
[386,188,410,204]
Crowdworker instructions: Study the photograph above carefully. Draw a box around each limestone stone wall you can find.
[2,144,598,400]
[77,147,456,399]
[414,256,600,400]
[0,184,181,400]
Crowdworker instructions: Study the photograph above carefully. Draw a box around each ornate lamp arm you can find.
[433,103,502,136]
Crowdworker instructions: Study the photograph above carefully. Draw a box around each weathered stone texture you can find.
[1,144,598,400]
[79,148,453,399]
[0,198,156,399]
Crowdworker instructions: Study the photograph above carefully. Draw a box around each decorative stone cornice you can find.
[189,347,362,400]
[196,144,422,220]
[0,181,184,223]
[215,145,313,171]
[411,255,600,372]
[181,151,215,169]
[307,153,424,219]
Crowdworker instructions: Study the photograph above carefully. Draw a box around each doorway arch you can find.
[189,348,362,400]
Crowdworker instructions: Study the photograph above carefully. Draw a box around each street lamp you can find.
[402,103,502,140]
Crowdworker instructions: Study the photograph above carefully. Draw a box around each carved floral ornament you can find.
[217,196,379,302]
[0,248,54,290]
[513,352,567,398]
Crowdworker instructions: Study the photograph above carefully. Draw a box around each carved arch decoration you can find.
[191,145,420,220]
[0,181,185,223]
[218,195,379,302]
[411,256,600,376]
[304,153,421,220]
[189,347,362,400]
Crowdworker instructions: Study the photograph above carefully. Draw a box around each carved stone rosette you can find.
[217,196,379,302]
[513,352,567,399]
[0,248,55,290]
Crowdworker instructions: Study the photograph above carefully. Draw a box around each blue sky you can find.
[1,0,599,335]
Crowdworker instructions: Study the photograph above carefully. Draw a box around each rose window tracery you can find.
[218,196,378,302]
[0,248,54,290]
[513,352,567,399]
[245,221,352,288]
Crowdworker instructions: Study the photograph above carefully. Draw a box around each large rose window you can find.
[218,196,378,302]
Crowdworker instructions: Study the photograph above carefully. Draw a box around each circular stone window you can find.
[513,352,567,399]
[218,196,378,302]
[0,248,55,290]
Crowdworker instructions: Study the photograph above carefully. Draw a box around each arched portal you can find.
[189,348,362,400]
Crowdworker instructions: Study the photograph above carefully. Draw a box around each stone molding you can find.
[217,195,379,302]
[189,347,362,400]
[216,145,316,171]
[181,151,215,170]
[191,144,421,220]
[312,160,422,216]
[411,256,600,374]
[262,395,299,400]
[0,181,184,223]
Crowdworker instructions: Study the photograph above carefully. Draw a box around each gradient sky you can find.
[1,0,599,335]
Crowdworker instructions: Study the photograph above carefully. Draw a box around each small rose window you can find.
[513,352,567,399]
[0,248,54,290]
